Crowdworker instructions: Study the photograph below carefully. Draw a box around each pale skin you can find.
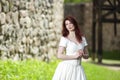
[57,20,89,60]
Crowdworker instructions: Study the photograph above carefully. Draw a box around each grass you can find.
[82,62,120,80]
[0,59,58,80]
[64,0,92,3]
[0,59,120,80]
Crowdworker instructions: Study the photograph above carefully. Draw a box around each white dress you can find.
[52,36,88,80]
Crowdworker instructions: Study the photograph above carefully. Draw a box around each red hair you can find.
[62,16,82,43]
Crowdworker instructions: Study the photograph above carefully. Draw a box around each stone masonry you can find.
[0,0,64,61]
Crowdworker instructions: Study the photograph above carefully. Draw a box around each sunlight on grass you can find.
[0,59,59,80]
[82,62,120,80]
[0,59,119,80]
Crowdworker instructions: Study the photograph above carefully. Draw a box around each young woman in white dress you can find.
[52,16,89,80]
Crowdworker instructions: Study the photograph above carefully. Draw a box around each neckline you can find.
[63,37,80,46]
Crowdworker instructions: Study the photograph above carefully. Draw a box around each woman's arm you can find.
[57,46,82,60]
[83,46,89,59]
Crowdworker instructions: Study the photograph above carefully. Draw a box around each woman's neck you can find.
[68,31,75,38]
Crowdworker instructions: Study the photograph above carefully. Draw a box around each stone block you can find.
[0,12,6,24]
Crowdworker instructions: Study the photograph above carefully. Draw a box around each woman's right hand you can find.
[74,50,83,59]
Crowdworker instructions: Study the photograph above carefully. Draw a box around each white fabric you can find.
[52,36,88,80]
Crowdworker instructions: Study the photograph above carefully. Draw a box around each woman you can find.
[52,16,89,80]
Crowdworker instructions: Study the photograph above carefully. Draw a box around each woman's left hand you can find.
[78,49,84,56]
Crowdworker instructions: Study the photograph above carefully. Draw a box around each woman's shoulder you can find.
[81,36,86,39]
[59,36,69,43]
[61,36,68,40]
[81,36,87,41]
[59,36,68,47]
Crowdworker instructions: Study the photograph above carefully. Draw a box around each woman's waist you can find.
[61,59,81,66]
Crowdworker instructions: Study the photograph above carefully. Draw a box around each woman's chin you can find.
[69,29,75,32]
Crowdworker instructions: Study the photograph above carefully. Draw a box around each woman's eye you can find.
[66,24,68,25]
[69,23,72,25]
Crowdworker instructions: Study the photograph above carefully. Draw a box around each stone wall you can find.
[0,0,64,61]
[64,2,120,51]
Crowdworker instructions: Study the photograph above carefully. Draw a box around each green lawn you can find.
[0,59,120,80]
[82,62,120,80]
[64,0,92,3]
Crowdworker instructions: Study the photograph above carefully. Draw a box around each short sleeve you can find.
[59,37,68,47]
[82,37,88,47]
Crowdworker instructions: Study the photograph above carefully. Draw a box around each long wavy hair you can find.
[62,16,82,43]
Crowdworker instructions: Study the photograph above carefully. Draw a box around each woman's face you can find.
[65,20,75,31]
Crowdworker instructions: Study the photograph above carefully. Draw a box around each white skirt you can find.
[52,60,86,80]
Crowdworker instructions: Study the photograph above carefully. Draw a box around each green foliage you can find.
[103,50,120,60]
[89,50,120,60]
[64,0,92,3]
[0,59,120,80]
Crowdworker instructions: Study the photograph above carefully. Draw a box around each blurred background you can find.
[0,0,120,80]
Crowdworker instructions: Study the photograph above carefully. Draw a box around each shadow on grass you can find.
[91,62,120,68]
[88,59,120,71]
